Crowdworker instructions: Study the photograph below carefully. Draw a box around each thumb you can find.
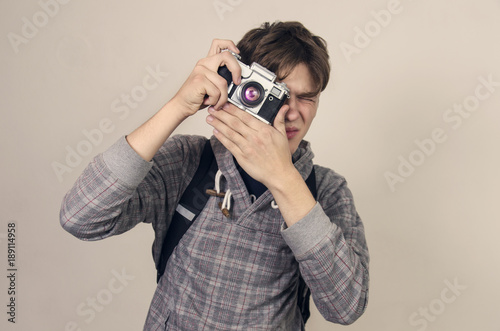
[273,105,289,135]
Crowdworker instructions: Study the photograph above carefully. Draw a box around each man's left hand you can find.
[206,102,293,189]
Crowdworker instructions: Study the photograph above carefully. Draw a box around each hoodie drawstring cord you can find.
[206,170,232,218]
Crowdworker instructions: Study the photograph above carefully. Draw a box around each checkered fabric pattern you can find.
[60,135,369,330]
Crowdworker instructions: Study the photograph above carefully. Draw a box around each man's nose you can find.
[283,99,299,122]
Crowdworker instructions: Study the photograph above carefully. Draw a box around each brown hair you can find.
[237,21,330,95]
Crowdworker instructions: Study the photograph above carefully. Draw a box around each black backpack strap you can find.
[297,166,317,324]
[305,166,317,199]
[156,139,218,282]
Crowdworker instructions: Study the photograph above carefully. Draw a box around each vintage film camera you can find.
[217,50,290,125]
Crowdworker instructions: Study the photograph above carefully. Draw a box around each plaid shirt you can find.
[60,135,369,330]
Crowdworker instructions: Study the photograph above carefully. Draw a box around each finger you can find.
[202,70,230,109]
[198,51,242,86]
[208,105,254,138]
[201,79,223,108]
[212,126,243,159]
[220,103,265,131]
[206,108,247,151]
[273,104,290,136]
[216,51,242,85]
[207,39,240,57]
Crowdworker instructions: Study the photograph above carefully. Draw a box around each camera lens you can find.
[245,87,260,102]
[240,82,265,107]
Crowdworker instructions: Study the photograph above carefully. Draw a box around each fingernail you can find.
[207,115,214,122]
[208,107,215,114]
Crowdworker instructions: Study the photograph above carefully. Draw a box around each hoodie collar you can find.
[208,136,315,220]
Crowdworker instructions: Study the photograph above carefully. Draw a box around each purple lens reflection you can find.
[244,86,260,102]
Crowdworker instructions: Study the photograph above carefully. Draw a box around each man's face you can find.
[279,63,320,155]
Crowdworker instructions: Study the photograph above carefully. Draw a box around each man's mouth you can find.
[285,127,299,139]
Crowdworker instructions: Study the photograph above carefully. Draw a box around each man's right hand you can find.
[170,39,242,119]
[125,39,242,162]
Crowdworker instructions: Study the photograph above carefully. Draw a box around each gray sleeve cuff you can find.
[102,136,154,189]
[281,202,336,258]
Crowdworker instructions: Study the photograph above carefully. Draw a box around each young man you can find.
[60,21,369,330]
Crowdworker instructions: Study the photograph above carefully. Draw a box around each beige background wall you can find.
[1,0,499,330]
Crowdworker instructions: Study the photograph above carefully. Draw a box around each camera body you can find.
[217,51,290,125]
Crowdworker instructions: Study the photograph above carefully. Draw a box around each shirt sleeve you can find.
[281,166,369,325]
[59,135,206,241]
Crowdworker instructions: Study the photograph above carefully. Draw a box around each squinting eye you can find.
[299,97,315,103]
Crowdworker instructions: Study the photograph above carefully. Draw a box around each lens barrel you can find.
[240,82,265,107]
